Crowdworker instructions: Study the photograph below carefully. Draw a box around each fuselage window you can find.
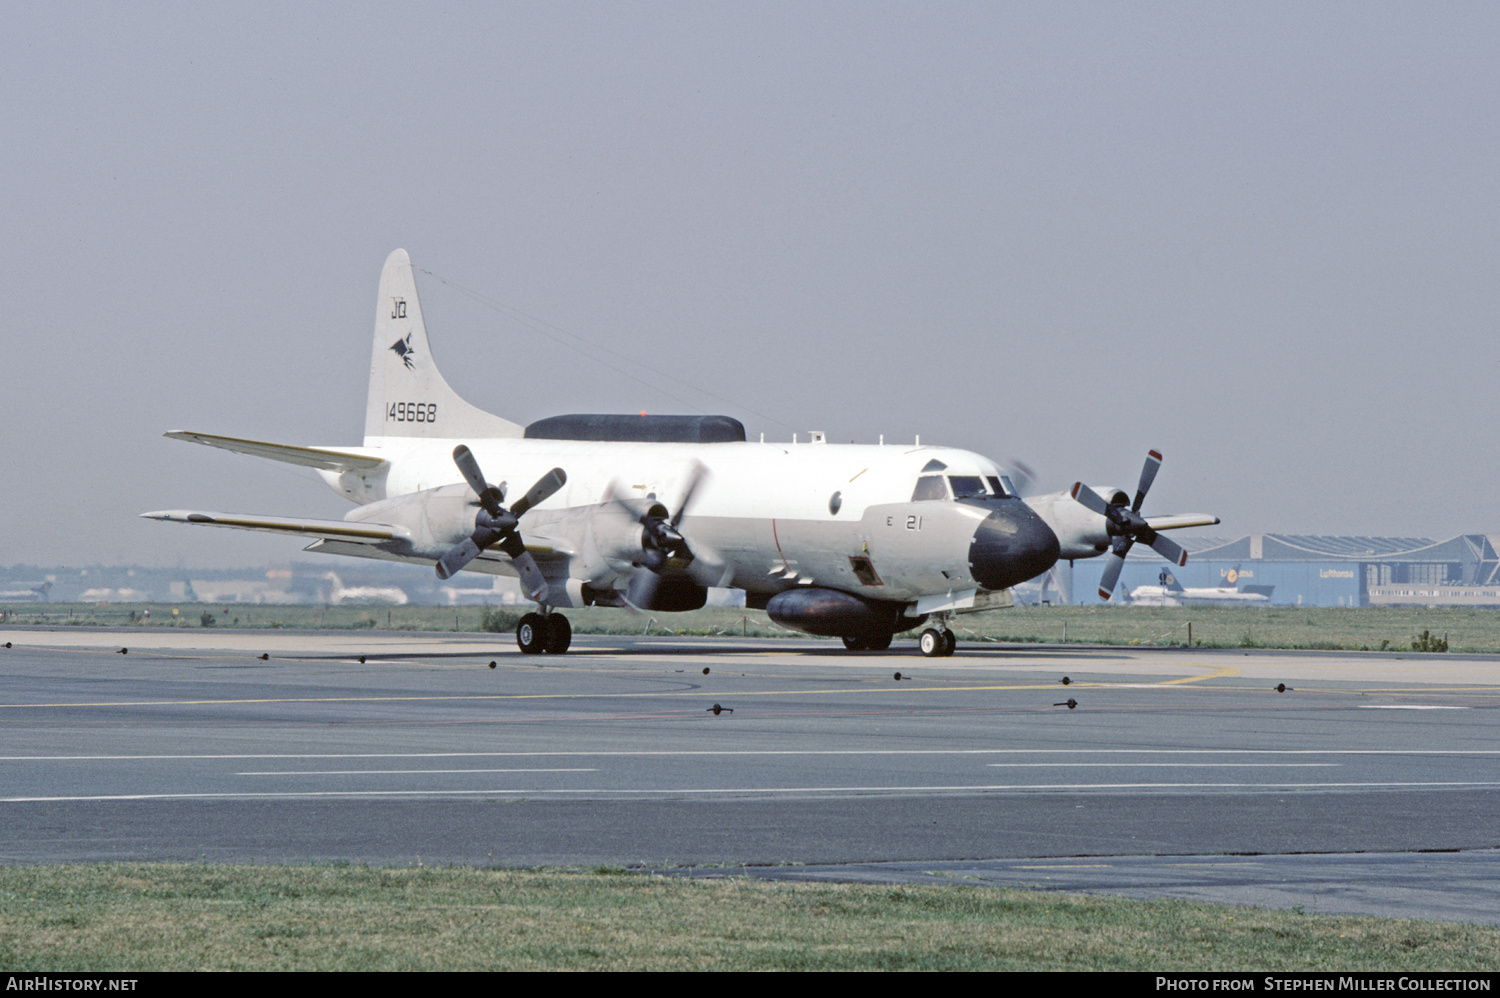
[911,475,949,501]
[948,475,988,499]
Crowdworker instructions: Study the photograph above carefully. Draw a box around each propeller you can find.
[1071,449,1188,601]
[622,461,709,610]
[1006,458,1038,497]
[435,445,566,603]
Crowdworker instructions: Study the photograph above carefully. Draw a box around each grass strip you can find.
[7,603,1500,655]
[0,864,1496,971]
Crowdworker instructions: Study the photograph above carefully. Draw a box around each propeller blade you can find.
[1070,482,1112,517]
[435,537,483,580]
[622,567,661,612]
[510,468,567,518]
[668,461,709,528]
[1147,530,1188,567]
[512,551,550,603]
[452,445,486,494]
[1097,551,1127,601]
[453,445,504,515]
[1133,450,1162,512]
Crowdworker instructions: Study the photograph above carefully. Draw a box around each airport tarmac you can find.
[1,627,1498,924]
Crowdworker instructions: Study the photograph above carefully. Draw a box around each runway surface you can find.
[2,626,1498,924]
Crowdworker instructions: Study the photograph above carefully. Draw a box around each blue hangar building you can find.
[1049,534,1500,607]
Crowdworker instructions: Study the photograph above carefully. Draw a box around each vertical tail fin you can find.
[364,249,524,444]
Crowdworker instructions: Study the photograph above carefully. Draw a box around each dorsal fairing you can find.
[364,249,524,444]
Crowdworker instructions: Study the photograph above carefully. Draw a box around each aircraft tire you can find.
[918,628,944,657]
[516,613,546,654]
[544,614,572,654]
[941,629,956,657]
[866,632,893,652]
[842,636,868,651]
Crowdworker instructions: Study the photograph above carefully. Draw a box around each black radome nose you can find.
[968,499,1060,591]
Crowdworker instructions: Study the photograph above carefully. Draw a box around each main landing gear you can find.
[841,633,894,652]
[840,619,956,657]
[517,612,571,655]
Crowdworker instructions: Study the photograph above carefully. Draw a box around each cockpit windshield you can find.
[913,472,1013,502]
[911,476,949,501]
[947,475,988,499]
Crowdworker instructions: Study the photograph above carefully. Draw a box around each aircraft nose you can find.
[968,499,1060,591]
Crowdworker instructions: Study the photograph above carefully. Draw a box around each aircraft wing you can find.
[1144,514,1220,532]
[164,431,387,473]
[143,509,574,573]
[140,510,411,544]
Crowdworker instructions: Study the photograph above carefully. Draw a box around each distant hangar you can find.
[1059,534,1500,607]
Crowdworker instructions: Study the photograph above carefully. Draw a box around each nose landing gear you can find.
[917,618,957,657]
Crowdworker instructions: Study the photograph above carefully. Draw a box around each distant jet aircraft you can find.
[145,250,1218,656]
[322,572,409,606]
[0,581,51,602]
[1122,565,1271,606]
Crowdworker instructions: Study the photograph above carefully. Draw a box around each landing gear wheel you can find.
[842,635,868,651]
[942,629,956,657]
[919,628,944,657]
[516,613,545,654]
[867,632,893,652]
[544,614,572,654]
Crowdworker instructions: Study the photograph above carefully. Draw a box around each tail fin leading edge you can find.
[364,249,524,444]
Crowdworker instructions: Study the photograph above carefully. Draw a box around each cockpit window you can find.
[998,475,1018,497]
[921,459,948,472]
[948,475,988,499]
[987,475,1010,497]
[911,475,949,501]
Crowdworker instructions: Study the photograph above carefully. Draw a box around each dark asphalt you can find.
[1,632,1497,923]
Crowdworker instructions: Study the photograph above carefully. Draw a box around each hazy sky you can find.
[5,3,1498,568]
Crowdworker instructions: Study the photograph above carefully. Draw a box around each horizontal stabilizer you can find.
[1144,514,1221,532]
[165,431,387,474]
[140,510,408,544]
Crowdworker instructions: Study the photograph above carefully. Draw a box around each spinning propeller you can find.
[435,445,566,603]
[1070,449,1189,601]
[620,461,709,610]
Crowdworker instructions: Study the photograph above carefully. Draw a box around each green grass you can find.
[0,864,1495,971]
[957,604,1495,654]
[4,602,1499,653]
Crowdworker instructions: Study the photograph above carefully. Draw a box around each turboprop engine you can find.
[1023,450,1213,600]
[572,462,715,613]
[344,483,483,557]
[342,445,567,602]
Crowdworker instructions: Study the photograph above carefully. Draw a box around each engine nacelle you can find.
[626,574,708,612]
[345,483,478,558]
[1022,486,1121,561]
